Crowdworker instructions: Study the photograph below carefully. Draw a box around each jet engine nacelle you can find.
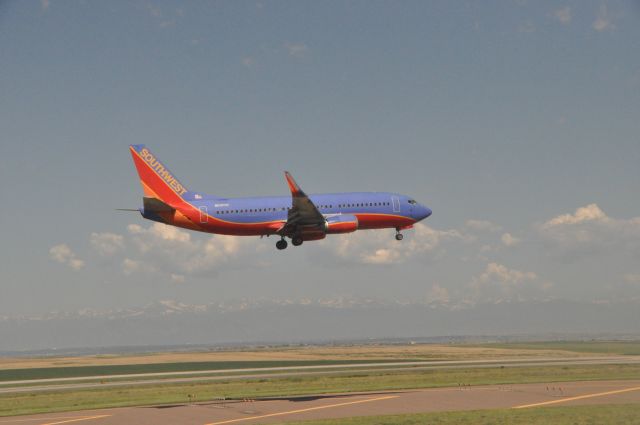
[324,214,358,234]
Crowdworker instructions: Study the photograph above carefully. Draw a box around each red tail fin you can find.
[129,145,189,206]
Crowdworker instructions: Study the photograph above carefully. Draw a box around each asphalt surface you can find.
[3,356,640,394]
[1,380,639,425]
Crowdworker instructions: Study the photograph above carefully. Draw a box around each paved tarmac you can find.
[1,380,639,425]
[3,356,640,395]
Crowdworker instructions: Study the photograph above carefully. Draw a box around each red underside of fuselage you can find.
[160,212,415,236]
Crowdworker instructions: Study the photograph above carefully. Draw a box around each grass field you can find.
[0,343,602,371]
[285,403,640,425]
[2,363,640,417]
[0,360,412,382]
[466,341,640,356]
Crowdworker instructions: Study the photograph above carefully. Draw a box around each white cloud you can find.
[465,220,502,232]
[361,248,402,265]
[426,284,450,304]
[593,4,614,32]
[146,2,161,18]
[553,6,571,25]
[285,42,308,58]
[90,232,124,256]
[542,204,608,228]
[477,262,537,285]
[125,223,258,277]
[539,204,640,259]
[68,259,84,270]
[171,273,186,284]
[123,258,143,275]
[145,2,181,28]
[469,262,547,303]
[323,223,467,265]
[49,244,84,271]
[501,233,520,247]
[624,274,640,285]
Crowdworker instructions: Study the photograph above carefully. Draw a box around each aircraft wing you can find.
[281,171,325,235]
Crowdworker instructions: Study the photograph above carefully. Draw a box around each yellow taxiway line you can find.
[0,418,97,424]
[0,416,110,425]
[39,416,110,425]
[204,395,399,425]
[514,386,640,409]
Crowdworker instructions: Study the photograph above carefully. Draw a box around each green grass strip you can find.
[0,360,411,382]
[2,363,640,417]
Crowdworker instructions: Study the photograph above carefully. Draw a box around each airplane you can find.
[127,145,432,250]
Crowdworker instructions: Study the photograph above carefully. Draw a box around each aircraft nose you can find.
[415,205,432,221]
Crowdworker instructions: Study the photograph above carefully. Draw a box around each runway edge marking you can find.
[204,395,399,425]
[513,386,640,409]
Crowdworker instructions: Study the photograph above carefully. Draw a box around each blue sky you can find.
[1,1,639,328]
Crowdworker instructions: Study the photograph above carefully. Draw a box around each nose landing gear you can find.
[276,239,288,250]
[395,228,404,241]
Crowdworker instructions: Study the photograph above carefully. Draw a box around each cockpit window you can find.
[408,199,417,204]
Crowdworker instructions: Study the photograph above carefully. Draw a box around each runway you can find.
[3,356,640,395]
[1,380,639,425]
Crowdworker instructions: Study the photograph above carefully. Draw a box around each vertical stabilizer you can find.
[129,145,189,206]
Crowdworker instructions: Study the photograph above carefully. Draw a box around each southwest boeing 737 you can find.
[127,145,432,250]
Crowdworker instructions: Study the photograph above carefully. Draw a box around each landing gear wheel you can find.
[292,237,303,246]
[276,239,288,250]
[395,232,404,241]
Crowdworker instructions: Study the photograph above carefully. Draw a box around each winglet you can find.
[284,171,304,197]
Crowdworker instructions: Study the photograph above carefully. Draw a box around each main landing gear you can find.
[276,236,303,250]
[395,228,404,241]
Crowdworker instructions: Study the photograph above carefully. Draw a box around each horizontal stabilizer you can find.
[143,197,175,213]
